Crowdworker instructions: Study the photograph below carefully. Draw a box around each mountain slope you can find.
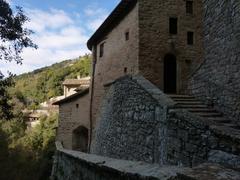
[10,55,91,108]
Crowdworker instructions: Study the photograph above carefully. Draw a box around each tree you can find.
[0,0,37,64]
[0,74,13,120]
[0,0,36,120]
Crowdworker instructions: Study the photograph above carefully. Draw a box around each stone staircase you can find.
[168,94,240,130]
[168,94,240,169]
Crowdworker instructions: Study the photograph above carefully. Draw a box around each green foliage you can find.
[10,54,91,108]
[23,113,58,152]
[0,113,58,180]
[0,0,37,64]
[0,74,14,120]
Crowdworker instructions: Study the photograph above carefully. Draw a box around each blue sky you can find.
[1,0,120,75]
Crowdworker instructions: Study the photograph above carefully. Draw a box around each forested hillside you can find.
[10,54,91,108]
[0,54,91,180]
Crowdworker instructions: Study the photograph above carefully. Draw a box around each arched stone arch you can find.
[72,126,88,152]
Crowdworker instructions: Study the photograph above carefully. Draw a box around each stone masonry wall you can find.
[91,75,240,167]
[91,76,166,163]
[188,0,240,123]
[91,3,139,140]
[57,93,90,149]
[166,109,240,167]
[138,0,203,93]
[52,142,240,180]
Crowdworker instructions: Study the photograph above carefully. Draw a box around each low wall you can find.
[52,142,185,180]
[166,109,240,167]
[51,142,240,180]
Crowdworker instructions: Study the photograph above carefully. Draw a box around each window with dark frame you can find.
[169,18,178,34]
[125,31,129,41]
[99,43,104,57]
[187,32,194,45]
[186,1,193,14]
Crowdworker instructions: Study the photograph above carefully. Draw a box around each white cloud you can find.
[0,4,113,76]
[84,6,108,31]
[87,16,107,31]
[0,8,91,76]
[5,0,11,5]
[84,7,106,17]
[26,9,74,32]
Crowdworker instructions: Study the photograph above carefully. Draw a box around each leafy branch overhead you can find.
[0,0,37,64]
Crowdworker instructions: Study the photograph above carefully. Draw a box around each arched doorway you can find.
[72,126,88,152]
[164,54,177,94]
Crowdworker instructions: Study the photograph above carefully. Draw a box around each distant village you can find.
[24,76,90,129]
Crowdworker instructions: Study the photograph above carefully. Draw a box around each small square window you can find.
[125,31,129,41]
[187,32,194,45]
[169,18,178,34]
[99,43,104,57]
[186,1,193,14]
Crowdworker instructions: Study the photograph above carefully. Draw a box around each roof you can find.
[63,77,90,85]
[53,88,89,105]
[87,0,138,50]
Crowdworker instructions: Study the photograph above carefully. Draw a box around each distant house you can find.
[24,110,49,128]
[63,77,90,97]
[26,113,41,128]
[53,88,90,152]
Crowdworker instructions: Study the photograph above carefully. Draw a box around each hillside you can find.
[10,54,91,109]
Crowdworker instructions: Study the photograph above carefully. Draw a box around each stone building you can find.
[54,88,90,152]
[63,76,90,97]
[52,0,240,179]
[87,0,203,145]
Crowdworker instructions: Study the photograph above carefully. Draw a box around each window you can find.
[76,104,79,108]
[125,31,129,41]
[186,1,193,14]
[187,32,194,45]
[124,67,127,73]
[99,43,104,57]
[169,18,178,34]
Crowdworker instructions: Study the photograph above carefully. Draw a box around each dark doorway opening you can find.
[72,126,88,152]
[164,54,177,94]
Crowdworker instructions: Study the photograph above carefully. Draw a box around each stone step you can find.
[176,101,204,106]
[168,94,193,98]
[206,117,231,124]
[194,112,222,118]
[175,104,208,109]
[188,108,217,113]
[172,98,198,102]
[217,123,240,129]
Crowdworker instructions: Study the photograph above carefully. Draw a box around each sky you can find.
[1,0,120,75]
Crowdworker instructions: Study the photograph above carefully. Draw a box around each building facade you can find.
[54,89,90,152]
[87,0,203,144]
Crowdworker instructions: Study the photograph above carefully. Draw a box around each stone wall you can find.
[91,75,240,167]
[57,93,90,149]
[90,3,139,136]
[91,76,171,164]
[138,0,203,93]
[166,109,240,167]
[52,142,240,180]
[188,0,240,123]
